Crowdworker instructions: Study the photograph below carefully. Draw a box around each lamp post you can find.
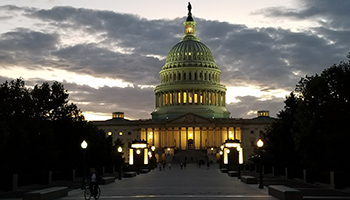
[117,146,123,180]
[257,139,264,189]
[81,140,88,189]
[151,146,156,170]
[236,146,242,179]
[136,149,141,175]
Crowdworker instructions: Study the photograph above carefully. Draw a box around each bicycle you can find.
[84,183,101,200]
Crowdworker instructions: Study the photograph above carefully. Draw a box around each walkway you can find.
[59,163,278,200]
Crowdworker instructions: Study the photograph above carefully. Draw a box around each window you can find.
[128,132,131,135]
[250,130,254,134]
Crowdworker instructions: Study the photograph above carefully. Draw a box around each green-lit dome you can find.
[163,40,219,70]
[151,4,230,120]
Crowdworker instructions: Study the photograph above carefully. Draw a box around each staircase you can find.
[173,149,208,163]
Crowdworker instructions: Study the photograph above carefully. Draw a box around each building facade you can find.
[93,5,274,164]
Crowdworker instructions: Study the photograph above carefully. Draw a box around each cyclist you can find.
[88,168,101,198]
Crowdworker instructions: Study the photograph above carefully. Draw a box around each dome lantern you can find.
[182,2,199,42]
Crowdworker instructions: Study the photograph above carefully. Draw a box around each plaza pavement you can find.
[58,163,278,200]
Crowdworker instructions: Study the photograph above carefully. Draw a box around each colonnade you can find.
[140,126,241,150]
[155,90,226,107]
[160,69,220,83]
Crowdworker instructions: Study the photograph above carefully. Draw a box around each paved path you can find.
[59,163,278,200]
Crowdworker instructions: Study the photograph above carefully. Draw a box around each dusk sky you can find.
[1,0,349,120]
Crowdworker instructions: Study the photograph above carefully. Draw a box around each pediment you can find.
[167,113,212,125]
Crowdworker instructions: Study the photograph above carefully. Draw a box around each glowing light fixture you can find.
[257,139,264,147]
[81,140,88,149]
[224,139,240,148]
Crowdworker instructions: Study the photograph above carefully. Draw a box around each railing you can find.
[1,166,120,192]
[242,164,350,189]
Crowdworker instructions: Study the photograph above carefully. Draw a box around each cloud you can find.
[51,80,155,120]
[255,0,350,30]
[1,2,350,120]
[226,95,285,119]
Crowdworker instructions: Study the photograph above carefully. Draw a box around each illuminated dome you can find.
[151,4,230,120]
[163,40,218,70]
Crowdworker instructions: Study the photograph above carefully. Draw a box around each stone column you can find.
[233,127,236,140]
[172,127,176,149]
[159,128,162,148]
[151,128,154,146]
[213,127,216,147]
[179,127,182,149]
[186,127,188,149]
[200,127,202,149]
[186,90,189,105]
[193,127,195,149]
[165,128,168,147]
[192,90,195,105]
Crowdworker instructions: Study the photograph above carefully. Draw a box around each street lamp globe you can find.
[81,140,88,149]
[257,139,264,148]
[118,146,122,153]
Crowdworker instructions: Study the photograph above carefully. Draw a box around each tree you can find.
[0,78,110,175]
[294,56,350,170]
[262,54,350,171]
[262,92,301,169]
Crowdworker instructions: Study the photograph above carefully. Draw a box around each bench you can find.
[227,171,238,177]
[268,185,303,200]
[241,176,257,184]
[124,172,137,178]
[23,186,68,200]
[101,176,115,185]
[140,169,149,174]
[220,168,228,173]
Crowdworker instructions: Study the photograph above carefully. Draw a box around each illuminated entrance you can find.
[140,118,242,151]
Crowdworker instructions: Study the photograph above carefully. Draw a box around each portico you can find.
[141,124,241,151]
